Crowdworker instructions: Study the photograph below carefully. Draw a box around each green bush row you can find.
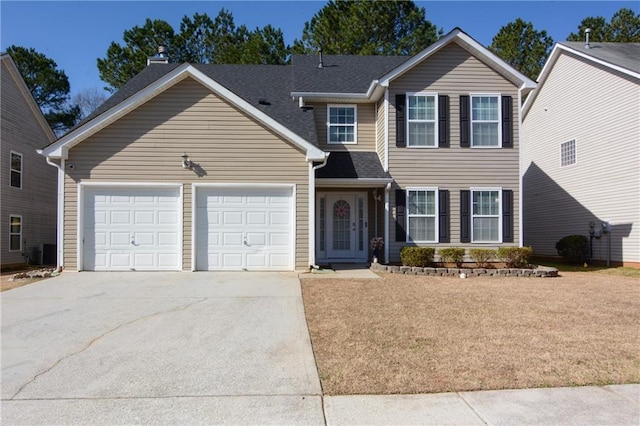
[400,246,533,268]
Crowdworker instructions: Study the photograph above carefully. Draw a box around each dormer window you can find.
[327,105,357,144]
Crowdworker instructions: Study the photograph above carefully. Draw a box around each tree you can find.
[489,19,554,81]
[5,45,80,134]
[97,10,289,92]
[291,0,442,55]
[97,18,175,92]
[73,87,108,120]
[567,7,640,42]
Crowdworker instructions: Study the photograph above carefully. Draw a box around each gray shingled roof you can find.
[72,62,317,144]
[291,54,408,93]
[316,152,390,179]
[559,42,640,74]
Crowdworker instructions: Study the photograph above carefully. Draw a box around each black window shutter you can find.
[438,95,450,148]
[502,95,513,148]
[438,190,450,243]
[459,95,470,147]
[396,94,406,147]
[460,190,471,243]
[502,189,514,242]
[395,189,406,242]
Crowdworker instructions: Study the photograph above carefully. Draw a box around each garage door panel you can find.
[83,187,180,271]
[196,187,293,271]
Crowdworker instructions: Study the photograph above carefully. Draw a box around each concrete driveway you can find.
[1,272,324,425]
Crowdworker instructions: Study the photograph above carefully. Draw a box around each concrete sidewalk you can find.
[324,384,640,425]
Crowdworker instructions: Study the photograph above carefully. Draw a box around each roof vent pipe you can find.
[318,48,323,69]
[585,28,591,49]
[157,44,168,58]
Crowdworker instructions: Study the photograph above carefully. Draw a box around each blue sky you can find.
[1,1,638,96]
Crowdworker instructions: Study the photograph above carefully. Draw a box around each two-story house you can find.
[522,41,639,267]
[1,53,57,269]
[39,28,535,272]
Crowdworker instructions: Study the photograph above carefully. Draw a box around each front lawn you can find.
[301,272,640,395]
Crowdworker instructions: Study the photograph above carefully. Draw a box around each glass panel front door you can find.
[319,193,368,261]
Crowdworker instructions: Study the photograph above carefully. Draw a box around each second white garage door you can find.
[195,187,294,271]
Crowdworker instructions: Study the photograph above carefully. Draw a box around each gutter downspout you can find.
[309,153,330,269]
[40,152,64,272]
[384,182,391,263]
[517,84,525,248]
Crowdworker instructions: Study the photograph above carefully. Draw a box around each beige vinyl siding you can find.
[386,43,521,261]
[0,58,57,266]
[310,102,376,151]
[523,51,640,264]
[375,97,387,168]
[63,77,309,270]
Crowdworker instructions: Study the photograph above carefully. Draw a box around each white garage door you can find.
[196,187,294,271]
[83,186,181,271]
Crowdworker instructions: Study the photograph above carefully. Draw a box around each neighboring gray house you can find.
[522,42,640,267]
[1,53,57,268]
[39,28,535,272]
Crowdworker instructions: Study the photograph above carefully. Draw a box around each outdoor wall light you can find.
[181,153,192,169]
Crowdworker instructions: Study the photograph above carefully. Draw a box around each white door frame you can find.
[316,191,368,263]
[78,182,183,272]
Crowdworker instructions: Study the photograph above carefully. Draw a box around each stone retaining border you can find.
[370,263,558,278]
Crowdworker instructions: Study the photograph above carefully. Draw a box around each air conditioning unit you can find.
[40,243,57,266]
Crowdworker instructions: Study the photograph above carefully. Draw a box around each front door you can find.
[318,192,367,262]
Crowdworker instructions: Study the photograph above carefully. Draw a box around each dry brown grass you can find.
[301,272,640,395]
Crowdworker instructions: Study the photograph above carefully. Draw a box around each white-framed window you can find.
[471,188,501,242]
[407,93,438,147]
[10,151,23,189]
[9,215,22,252]
[406,188,438,242]
[561,139,576,167]
[471,94,500,147]
[327,105,357,144]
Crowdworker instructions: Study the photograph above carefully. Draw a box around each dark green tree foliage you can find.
[291,0,441,55]
[6,45,80,134]
[97,9,289,92]
[489,18,554,81]
[567,7,640,42]
[97,19,175,92]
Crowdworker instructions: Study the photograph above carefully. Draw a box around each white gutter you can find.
[384,88,389,172]
[40,151,64,271]
[309,153,330,268]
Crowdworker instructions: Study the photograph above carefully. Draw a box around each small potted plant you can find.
[370,237,384,263]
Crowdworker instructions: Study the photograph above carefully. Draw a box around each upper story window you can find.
[472,188,501,242]
[327,105,357,144]
[407,188,438,242]
[9,215,22,252]
[10,151,23,189]
[471,95,500,147]
[407,93,437,147]
[561,139,576,166]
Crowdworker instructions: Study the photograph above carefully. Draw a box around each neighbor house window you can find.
[9,215,22,251]
[407,188,437,242]
[561,139,576,166]
[327,105,357,143]
[472,189,501,242]
[10,151,22,188]
[407,93,437,147]
[471,95,500,147]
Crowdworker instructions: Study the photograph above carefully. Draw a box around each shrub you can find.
[555,235,589,264]
[400,247,435,267]
[470,249,496,268]
[437,247,465,266]
[496,246,533,268]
